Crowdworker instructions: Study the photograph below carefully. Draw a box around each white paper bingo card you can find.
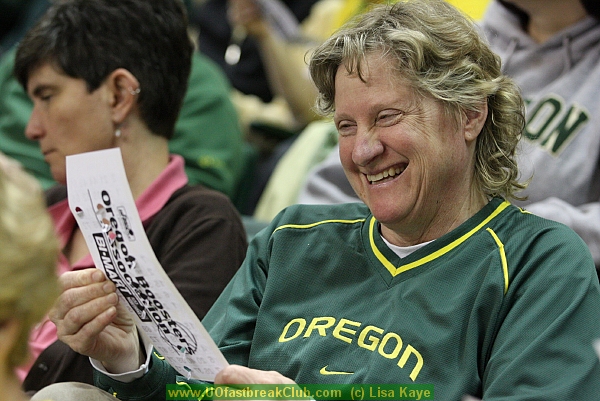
[66,148,228,381]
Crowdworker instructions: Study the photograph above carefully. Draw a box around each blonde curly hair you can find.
[309,0,527,200]
[0,155,59,369]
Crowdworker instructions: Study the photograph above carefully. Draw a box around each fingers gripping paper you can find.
[66,148,228,381]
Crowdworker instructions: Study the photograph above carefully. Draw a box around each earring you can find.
[128,87,141,96]
[115,128,122,138]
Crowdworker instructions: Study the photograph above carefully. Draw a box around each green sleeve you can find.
[171,52,245,198]
[483,225,600,400]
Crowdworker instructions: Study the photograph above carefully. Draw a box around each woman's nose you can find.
[352,127,384,167]
[24,106,44,141]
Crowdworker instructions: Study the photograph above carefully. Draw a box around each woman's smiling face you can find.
[335,54,481,244]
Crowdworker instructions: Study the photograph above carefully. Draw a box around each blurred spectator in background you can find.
[191,0,319,104]
[0,0,48,57]
[226,0,393,135]
[0,152,59,401]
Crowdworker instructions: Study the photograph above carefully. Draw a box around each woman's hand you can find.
[216,365,297,386]
[215,365,304,401]
[49,268,142,374]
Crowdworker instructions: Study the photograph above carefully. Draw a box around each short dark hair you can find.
[14,0,193,139]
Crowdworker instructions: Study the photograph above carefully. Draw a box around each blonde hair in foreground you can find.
[309,0,527,200]
[0,159,59,369]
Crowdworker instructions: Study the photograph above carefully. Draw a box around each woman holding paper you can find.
[11,0,248,393]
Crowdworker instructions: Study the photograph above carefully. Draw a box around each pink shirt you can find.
[16,154,188,381]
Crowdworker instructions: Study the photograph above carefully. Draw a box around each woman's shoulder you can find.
[149,184,247,244]
[164,184,240,216]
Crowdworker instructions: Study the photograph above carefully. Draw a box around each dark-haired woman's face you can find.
[24,63,116,185]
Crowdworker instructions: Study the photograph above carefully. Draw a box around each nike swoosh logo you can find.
[320,365,354,375]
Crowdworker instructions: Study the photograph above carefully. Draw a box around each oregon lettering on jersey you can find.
[523,95,590,155]
[278,316,423,381]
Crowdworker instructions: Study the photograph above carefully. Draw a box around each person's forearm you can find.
[255,31,320,126]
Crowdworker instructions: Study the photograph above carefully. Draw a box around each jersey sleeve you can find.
[482,224,600,400]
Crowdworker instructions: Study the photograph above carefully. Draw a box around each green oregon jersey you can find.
[98,198,600,400]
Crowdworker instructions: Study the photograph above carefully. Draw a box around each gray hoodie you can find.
[297,0,600,265]
[482,1,600,265]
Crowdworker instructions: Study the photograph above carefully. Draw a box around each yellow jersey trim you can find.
[370,200,511,277]
[274,219,366,233]
[486,228,509,294]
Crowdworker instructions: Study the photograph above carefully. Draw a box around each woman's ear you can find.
[464,102,488,142]
[106,68,140,125]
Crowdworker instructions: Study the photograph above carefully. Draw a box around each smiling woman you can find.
[51,1,600,401]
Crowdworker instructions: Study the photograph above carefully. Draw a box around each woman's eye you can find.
[377,111,404,125]
[336,122,356,136]
[37,92,53,102]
